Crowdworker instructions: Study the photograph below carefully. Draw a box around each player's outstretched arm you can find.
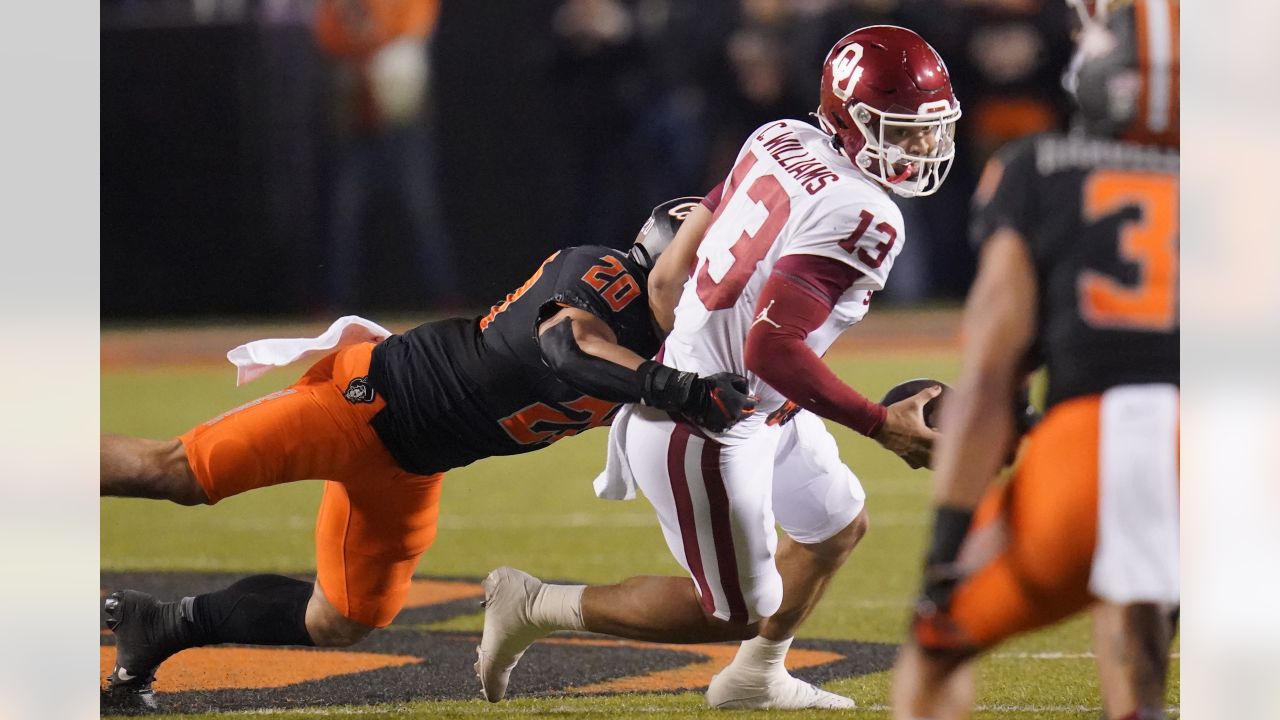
[918,228,1038,611]
[931,228,1038,509]
[743,254,940,467]
[537,306,756,432]
[647,201,712,334]
[539,306,647,376]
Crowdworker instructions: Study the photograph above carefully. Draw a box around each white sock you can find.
[729,635,793,676]
[529,583,586,631]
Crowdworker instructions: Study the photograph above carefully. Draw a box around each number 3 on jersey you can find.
[696,152,792,310]
[1078,170,1178,332]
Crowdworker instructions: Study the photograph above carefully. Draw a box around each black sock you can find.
[181,574,316,647]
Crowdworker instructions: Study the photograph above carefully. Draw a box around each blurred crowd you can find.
[101,0,1077,316]
[539,0,1074,300]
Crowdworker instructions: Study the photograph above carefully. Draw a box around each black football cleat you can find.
[102,590,192,708]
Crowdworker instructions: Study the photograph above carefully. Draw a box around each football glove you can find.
[915,505,974,617]
[640,362,757,432]
[684,372,758,433]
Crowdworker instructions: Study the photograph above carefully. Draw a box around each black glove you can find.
[639,362,757,432]
[683,372,758,432]
[915,506,974,617]
[918,561,965,619]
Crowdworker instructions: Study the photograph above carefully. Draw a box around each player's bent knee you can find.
[786,514,865,574]
[306,592,376,647]
[825,509,869,558]
[155,439,209,506]
[792,510,869,568]
[310,615,374,647]
[743,575,784,626]
[844,510,870,550]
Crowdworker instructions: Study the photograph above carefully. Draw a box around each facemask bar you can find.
[1067,0,1113,27]
[1062,0,1119,97]
[850,102,962,198]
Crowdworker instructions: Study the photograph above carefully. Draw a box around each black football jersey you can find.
[367,245,661,475]
[970,132,1179,409]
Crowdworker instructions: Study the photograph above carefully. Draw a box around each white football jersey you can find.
[665,119,905,415]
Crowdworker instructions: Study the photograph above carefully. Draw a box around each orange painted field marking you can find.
[402,578,485,608]
[545,637,845,694]
[99,646,419,692]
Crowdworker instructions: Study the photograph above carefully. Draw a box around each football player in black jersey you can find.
[892,2,1179,719]
[99,197,757,706]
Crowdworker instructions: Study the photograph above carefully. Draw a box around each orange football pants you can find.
[178,342,442,628]
[913,394,1102,653]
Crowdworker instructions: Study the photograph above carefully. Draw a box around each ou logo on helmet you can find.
[831,43,865,102]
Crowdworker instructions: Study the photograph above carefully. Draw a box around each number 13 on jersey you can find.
[695,149,896,312]
[696,152,792,310]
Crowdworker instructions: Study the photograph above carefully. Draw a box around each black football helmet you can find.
[628,197,703,272]
[1063,0,1179,146]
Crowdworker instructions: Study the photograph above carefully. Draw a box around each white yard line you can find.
[434,510,930,530]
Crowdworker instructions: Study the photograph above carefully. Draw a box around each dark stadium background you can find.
[101,0,1073,319]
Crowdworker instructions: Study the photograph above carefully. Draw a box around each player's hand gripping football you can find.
[871,384,943,469]
[684,372,758,433]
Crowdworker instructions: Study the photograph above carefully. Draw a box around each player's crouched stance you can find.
[891,2,1179,718]
[99,197,756,707]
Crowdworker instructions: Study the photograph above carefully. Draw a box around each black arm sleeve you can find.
[538,320,647,402]
[538,319,697,409]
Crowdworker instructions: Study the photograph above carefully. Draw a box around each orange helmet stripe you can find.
[1131,0,1179,145]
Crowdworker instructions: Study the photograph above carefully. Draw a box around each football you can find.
[880,378,952,429]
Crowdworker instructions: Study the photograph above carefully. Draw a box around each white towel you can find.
[227,315,394,386]
[1088,383,1180,604]
[593,403,638,500]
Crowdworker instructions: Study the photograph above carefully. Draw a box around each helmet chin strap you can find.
[887,163,916,184]
[882,145,915,183]
[856,145,916,186]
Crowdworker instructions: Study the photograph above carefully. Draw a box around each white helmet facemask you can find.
[850,100,961,198]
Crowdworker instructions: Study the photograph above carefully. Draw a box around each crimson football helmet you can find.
[815,26,961,198]
[1062,0,1179,147]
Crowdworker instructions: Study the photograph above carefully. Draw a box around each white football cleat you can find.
[706,666,856,710]
[474,566,550,702]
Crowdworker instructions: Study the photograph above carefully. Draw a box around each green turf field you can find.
[101,337,1178,719]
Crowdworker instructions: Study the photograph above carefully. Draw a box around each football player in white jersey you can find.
[476,26,962,709]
